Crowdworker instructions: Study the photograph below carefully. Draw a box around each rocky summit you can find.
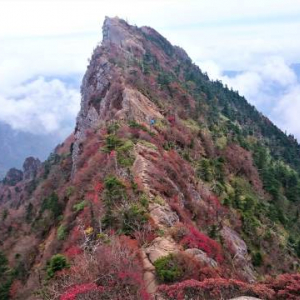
[1,17,300,300]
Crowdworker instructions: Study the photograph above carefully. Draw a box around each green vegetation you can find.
[102,133,135,167]
[197,157,225,184]
[46,254,69,279]
[157,72,174,87]
[140,194,149,208]
[116,140,135,167]
[57,225,67,241]
[73,200,86,212]
[107,122,120,134]
[252,251,263,267]
[102,175,127,229]
[41,192,63,220]
[2,209,8,221]
[104,175,126,204]
[66,186,75,198]
[0,251,14,300]
[154,254,182,283]
[103,134,123,152]
[120,204,148,235]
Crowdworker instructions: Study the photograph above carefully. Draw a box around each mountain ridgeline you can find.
[0,122,59,179]
[1,17,300,300]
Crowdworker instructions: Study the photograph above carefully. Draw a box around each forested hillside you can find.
[1,17,300,300]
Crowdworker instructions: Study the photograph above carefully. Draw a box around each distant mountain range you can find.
[0,122,63,178]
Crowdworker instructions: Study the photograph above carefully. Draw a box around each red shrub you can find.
[265,273,300,300]
[48,236,150,300]
[65,246,82,258]
[159,278,274,300]
[94,182,104,193]
[169,202,193,226]
[60,283,104,300]
[9,280,23,299]
[224,144,263,192]
[180,226,223,263]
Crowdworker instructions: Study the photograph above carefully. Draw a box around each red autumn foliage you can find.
[47,236,150,300]
[60,283,104,300]
[265,273,300,300]
[159,278,274,300]
[133,224,156,246]
[9,280,23,299]
[173,251,220,282]
[68,226,84,245]
[169,202,193,226]
[65,245,82,258]
[224,144,263,192]
[94,182,104,193]
[167,115,176,125]
[180,226,223,263]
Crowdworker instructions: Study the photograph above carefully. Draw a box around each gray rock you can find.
[229,297,262,300]
[185,248,218,268]
[3,168,23,186]
[221,226,256,282]
[23,157,41,180]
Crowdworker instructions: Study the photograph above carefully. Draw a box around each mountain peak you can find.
[102,16,141,49]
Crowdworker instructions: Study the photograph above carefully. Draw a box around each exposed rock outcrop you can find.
[23,157,41,180]
[3,168,23,186]
[221,226,256,282]
[185,248,218,268]
[149,203,179,228]
[145,236,179,264]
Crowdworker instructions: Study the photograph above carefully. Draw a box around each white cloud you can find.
[200,56,300,140]
[0,77,80,136]
[217,56,298,102]
[258,57,297,87]
[199,61,222,81]
[224,71,263,100]
[272,85,300,138]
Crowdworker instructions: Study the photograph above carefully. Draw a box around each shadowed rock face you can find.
[72,17,150,173]
[23,157,41,180]
[2,156,41,186]
[3,168,23,186]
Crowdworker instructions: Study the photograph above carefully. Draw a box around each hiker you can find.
[150,118,156,126]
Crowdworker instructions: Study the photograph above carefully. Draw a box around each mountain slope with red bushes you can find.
[1,17,300,300]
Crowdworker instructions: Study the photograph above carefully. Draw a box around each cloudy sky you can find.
[0,0,300,140]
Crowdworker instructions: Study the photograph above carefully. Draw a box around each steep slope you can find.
[1,17,300,300]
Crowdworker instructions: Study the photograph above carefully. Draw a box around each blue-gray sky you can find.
[0,0,300,139]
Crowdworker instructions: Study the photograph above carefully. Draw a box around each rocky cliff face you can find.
[1,17,300,300]
[73,17,163,173]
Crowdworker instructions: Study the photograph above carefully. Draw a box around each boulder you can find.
[149,203,179,227]
[185,248,218,268]
[221,226,256,282]
[145,237,178,264]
